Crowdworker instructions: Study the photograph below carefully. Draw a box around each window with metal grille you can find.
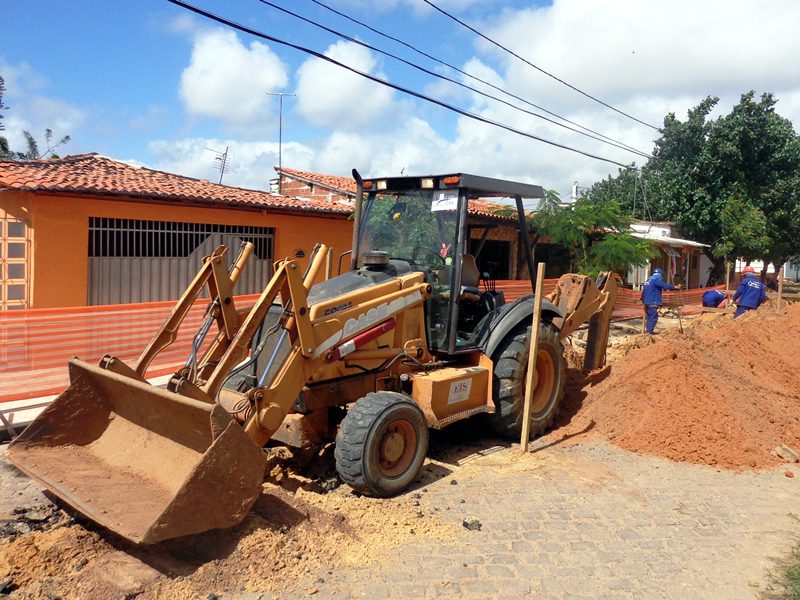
[88,218,275,259]
[1,211,29,310]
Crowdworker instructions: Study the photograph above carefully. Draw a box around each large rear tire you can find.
[335,392,429,497]
[489,323,566,439]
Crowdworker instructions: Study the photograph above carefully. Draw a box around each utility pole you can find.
[266,91,295,194]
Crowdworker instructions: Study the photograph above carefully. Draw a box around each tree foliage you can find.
[584,91,800,273]
[714,196,771,261]
[529,193,655,276]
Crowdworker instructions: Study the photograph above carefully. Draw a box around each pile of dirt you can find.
[0,450,459,599]
[557,304,800,470]
[684,311,730,331]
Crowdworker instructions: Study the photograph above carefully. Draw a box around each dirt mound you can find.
[557,304,800,470]
[685,311,730,331]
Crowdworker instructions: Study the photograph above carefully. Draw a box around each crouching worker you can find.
[732,265,766,318]
[640,268,680,334]
[701,289,729,308]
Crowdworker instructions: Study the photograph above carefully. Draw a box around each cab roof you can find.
[361,173,545,199]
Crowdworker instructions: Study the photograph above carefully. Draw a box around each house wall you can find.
[698,253,714,287]
[785,260,800,282]
[0,190,353,308]
[279,176,353,204]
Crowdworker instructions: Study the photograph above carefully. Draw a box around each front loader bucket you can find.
[7,359,266,544]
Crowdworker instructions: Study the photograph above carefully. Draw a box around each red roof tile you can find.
[0,154,352,216]
[278,167,357,195]
[278,167,519,222]
[467,198,521,221]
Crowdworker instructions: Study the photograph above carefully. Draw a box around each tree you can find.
[13,129,71,160]
[713,196,771,262]
[584,91,800,278]
[529,193,655,277]
[0,76,9,158]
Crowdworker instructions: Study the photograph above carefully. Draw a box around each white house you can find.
[628,222,711,289]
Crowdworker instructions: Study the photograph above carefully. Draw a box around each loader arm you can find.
[232,261,430,447]
[134,242,253,378]
[546,272,618,370]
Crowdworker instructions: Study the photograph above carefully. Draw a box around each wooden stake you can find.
[725,259,730,293]
[520,261,546,453]
[777,266,784,311]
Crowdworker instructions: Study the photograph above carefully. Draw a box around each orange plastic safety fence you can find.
[494,280,725,320]
[0,294,260,403]
[0,283,726,403]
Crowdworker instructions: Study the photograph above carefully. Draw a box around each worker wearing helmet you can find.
[701,289,729,308]
[640,268,681,334]
[732,266,767,318]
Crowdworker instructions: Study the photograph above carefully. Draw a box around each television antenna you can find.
[206,145,229,184]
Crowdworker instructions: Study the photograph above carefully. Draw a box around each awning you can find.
[631,232,708,249]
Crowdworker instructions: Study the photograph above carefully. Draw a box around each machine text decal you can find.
[448,379,472,404]
[315,293,421,357]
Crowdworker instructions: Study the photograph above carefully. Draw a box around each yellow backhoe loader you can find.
[8,173,616,544]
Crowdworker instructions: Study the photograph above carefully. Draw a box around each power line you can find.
[308,0,648,156]
[421,0,661,131]
[259,0,650,159]
[167,0,634,168]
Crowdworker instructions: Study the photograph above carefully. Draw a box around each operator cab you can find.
[353,173,545,355]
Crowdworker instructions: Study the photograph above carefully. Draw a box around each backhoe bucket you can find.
[7,359,266,544]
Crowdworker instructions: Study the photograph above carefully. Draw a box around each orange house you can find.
[0,154,353,309]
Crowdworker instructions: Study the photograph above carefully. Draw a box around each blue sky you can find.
[3,0,800,196]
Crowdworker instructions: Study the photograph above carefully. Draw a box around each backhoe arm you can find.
[546,272,618,370]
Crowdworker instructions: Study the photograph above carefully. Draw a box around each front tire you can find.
[335,392,429,497]
[489,323,566,439]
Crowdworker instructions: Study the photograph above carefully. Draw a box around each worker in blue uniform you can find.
[732,265,767,318]
[640,268,680,334]
[701,289,729,308]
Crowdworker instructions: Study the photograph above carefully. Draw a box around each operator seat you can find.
[459,254,481,301]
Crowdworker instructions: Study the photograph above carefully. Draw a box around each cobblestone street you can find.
[311,436,800,600]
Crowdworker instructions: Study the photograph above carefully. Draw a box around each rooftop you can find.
[278,167,357,196]
[0,154,352,216]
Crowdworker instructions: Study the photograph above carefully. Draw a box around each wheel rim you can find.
[377,419,417,478]
[529,348,557,417]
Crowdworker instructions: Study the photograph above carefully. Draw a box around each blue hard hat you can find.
[653,268,663,275]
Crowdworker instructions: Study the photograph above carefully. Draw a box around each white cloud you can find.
[480,0,800,111]
[394,0,800,190]
[295,41,396,129]
[310,117,449,178]
[0,60,85,155]
[147,137,314,190]
[158,0,800,193]
[179,28,289,133]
